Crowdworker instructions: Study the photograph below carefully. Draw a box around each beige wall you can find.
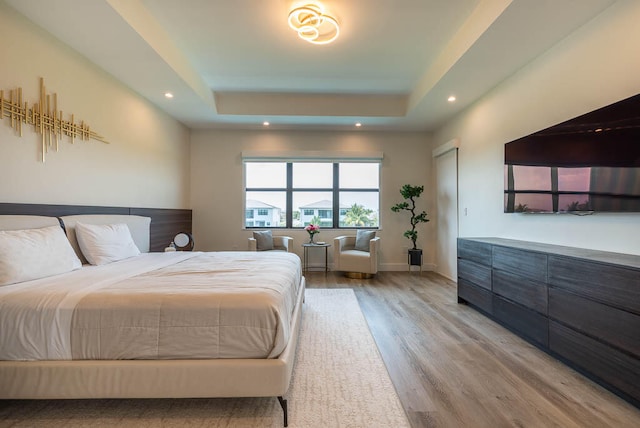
[0,3,190,209]
[190,129,433,270]
[433,0,640,256]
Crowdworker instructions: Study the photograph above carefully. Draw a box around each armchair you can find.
[248,233,293,252]
[333,234,380,278]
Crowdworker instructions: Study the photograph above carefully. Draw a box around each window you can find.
[245,209,254,219]
[245,161,380,228]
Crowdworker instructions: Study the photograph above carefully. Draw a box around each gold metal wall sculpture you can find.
[1,78,108,162]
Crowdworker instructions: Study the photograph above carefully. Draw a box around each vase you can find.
[308,234,315,244]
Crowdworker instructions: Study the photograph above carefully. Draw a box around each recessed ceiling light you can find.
[448,95,456,102]
[164,92,174,99]
[263,121,270,126]
[355,123,362,127]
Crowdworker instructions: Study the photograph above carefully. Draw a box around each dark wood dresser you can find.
[457,237,640,407]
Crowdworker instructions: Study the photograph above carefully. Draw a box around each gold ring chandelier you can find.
[288,3,339,45]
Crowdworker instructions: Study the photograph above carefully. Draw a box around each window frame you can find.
[245,161,380,229]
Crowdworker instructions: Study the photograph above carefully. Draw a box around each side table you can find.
[302,243,331,273]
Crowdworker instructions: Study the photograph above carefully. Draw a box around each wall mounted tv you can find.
[504,93,640,213]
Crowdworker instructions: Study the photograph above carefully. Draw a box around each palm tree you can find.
[306,215,322,226]
[343,203,374,227]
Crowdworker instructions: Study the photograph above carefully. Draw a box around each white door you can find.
[433,141,459,281]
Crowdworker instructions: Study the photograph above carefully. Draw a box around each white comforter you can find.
[0,251,302,361]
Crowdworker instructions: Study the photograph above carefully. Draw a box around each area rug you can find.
[0,289,410,427]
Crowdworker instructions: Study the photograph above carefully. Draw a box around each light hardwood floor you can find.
[304,271,640,428]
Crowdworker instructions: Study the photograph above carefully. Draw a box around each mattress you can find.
[0,251,302,361]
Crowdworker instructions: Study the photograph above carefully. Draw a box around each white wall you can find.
[190,129,433,270]
[433,0,640,256]
[0,3,190,209]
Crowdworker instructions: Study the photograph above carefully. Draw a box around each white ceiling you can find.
[4,0,617,131]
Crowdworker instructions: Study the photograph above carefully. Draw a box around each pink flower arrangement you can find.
[304,224,320,236]
[304,224,320,243]
[304,223,320,244]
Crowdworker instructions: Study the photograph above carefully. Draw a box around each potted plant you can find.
[391,184,429,266]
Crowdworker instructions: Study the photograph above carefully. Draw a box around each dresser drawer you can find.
[492,246,547,283]
[458,259,491,290]
[493,269,548,315]
[493,296,548,347]
[458,239,492,266]
[549,288,640,356]
[548,255,640,314]
[550,321,640,402]
[458,278,493,315]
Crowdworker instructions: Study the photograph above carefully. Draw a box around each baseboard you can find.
[438,272,457,282]
[379,263,435,272]
[310,263,436,272]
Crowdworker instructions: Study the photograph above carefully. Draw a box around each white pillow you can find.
[0,225,82,286]
[75,222,141,266]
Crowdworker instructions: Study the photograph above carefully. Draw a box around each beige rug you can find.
[0,289,410,427]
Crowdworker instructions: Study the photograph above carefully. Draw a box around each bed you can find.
[0,213,305,426]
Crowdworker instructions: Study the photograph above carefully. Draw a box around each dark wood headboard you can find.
[0,203,192,252]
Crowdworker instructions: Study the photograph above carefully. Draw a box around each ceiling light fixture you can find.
[164,92,174,99]
[355,122,362,127]
[288,3,339,45]
[448,95,456,102]
[263,121,270,126]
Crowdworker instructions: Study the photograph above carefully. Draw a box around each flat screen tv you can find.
[504,93,640,213]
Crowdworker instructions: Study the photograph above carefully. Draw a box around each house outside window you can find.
[244,161,380,228]
[300,201,347,227]
[245,199,282,228]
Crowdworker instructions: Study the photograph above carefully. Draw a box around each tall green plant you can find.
[391,184,429,250]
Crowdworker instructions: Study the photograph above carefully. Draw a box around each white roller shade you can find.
[242,151,383,163]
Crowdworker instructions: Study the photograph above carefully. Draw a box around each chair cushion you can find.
[253,230,274,251]
[355,230,376,252]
